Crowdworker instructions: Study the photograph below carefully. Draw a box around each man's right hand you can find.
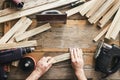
[70,48,87,80]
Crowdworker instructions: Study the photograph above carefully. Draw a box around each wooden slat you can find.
[93,23,111,42]
[15,23,51,42]
[0,40,37,50]
[53,53,93,66]
[99,0,120,28]
[65,4,83,17]
[88,0,114,24]
[86,0,106,18]
[4,21,12,34]
[110,17,120,40]
[79,0,96,16]
[0,0,77,23]
[8,18,32,43]
[105,7,120,39]
[0,0,57,17]
[0,17,27,44]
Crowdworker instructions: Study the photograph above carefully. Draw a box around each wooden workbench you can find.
[0,0,120,80]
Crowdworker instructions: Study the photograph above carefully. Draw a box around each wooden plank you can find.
[0,40,37,50]
[66,0,94,17]
[105,7,120,39]
[110,17,120,40]
[0,0,77,23]
[86,0,106,18]
[53,53,93,66]
[0,0,57,17]
[88,0,114,24]
[93,23,111,42]
[65,4,84,17]
[15,23,51,42]
[8,18,32,43]
[0,17,27,44]
[99,0,120,28]
[79,0,96,16]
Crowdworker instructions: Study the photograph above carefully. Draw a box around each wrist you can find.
[75,69,87,80]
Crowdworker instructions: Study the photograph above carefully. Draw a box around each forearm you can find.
[26,70,41,80]
[75,69,87,80]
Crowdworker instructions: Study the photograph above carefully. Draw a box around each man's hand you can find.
[70,48,87,80]
[35,57,53,76]
[26,57,53,80]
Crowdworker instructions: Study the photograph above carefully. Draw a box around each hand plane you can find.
[95,41,120,78]
[36,10,67,24]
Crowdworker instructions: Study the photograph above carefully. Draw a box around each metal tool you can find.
[0,47,35,80]
[71,0,86,7]
[95,41,120,78]
[36,10,67,24]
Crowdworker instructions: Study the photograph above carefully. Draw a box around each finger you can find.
[79,49,83,58]
[73,48,78,61]
[70,48,75,61]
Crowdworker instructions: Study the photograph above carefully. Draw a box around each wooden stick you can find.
[105,7,120,39]
[0,0,77,23]
[88,0,114,24]
[0,40,37,50]
[86,0,106,18]
[0,0,57,17]
[66,4,83,17]
[93,23,111,42]
[15,23,51,42]
[0,17,27,44]
[53,52,93,66]
[8,18,32,43]
[99,0,120,28]
[79,0,96,16]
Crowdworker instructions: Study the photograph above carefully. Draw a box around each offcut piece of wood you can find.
[52,52,93,66]
[8,18,32,43]
[86,0,106,18]
[88,0,115,24]
[0,0,57,17]
[98,0,120,28]
[110,16,120,40]
[66,0,94,17]
[0,17,27,44]
[105,7,120,39]
[0,40,37,50]
[15,23,51,42]
[79,0,96,16]
[0,0,77,23]
[93,23,111,42]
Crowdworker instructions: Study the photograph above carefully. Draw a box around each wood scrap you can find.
[0,0,57,17]
[15,23,51,42]
[93,23,111,42]
[99,0,120,28]
[79,0,96,16]
[110,17,120,40]
[105,7,120,39]
[4,21,11,34]
[0,0,77,23]
[8,18,32,43]
[66,0,94,17]
[0,17,27,44]
[88,0,115,24]
[86,0,106,18]
[0,40,37,50]
[53,52,93,66]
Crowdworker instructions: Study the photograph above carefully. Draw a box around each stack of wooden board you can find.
[66,0,120,41]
